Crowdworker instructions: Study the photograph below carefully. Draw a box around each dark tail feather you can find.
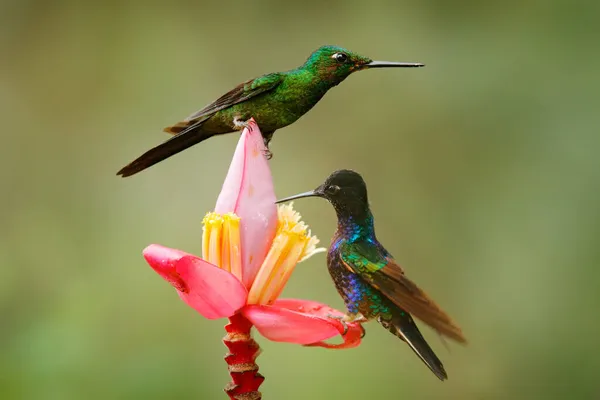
[379,308,448,381]
[117,126,213,177]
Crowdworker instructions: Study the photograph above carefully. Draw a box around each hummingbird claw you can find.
[263,148,273,160]
[340,320,349,336]
[262,131,275,160]
[327,312,368,335]
[326,313,349,335]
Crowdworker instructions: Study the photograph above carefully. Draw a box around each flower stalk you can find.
[223,314,264,400]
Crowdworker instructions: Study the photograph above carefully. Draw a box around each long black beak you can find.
[365,61,424,68]
[275,190,322,204]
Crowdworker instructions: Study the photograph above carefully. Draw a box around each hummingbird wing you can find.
[164,72,285,134]
[116,73,284,177]
[339,241,466,343]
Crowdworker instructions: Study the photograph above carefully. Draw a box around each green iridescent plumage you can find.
[277,169,467,381]
[117,45,423,177]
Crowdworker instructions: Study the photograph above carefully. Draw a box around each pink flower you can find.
[143,119,363,349]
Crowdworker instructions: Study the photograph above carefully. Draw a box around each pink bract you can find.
[243,299,363,349]
[215,119,277,288]
[144,244,247,320]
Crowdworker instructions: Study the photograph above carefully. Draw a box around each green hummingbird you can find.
[117,45,423,177]
[276,169,466,380]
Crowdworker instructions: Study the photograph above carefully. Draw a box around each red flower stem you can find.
[223,313,264,400]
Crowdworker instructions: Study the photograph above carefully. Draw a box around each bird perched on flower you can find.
[277,170,467,380]
[117,45,423,177]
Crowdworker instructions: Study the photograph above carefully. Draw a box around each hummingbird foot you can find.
[343,312,368,323]
[327,313,367,335]
[262,148,273,160]
[262,131,275,160]
[232,116,250,130]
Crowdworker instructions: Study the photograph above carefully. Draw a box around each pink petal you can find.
[214,119,277,288]
[241,298,363,349]
[304,324,363,350]
[143,244,194,292]
[143,244,248,319]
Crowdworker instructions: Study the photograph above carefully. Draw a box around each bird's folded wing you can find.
[165,72,284,135]
[339,241,466,343]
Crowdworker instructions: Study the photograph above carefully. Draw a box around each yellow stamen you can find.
[247,203,325,305]
[202,212,224,268]
[202,204,324,303]
[222,213,242,280]
[202,212,242,279]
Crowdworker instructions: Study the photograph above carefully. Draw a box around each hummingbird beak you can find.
[365,61,425,68]
[275,189,323,204]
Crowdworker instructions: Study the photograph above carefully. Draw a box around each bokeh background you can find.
[2,0,599,399]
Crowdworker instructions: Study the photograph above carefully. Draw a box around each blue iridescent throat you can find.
[337,211,375,242]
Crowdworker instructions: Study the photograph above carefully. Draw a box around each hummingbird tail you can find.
[379,308,448,381]
[117,125,214,177]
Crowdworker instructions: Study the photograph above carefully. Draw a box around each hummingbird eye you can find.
[332,52,348,63]
[326,185,341,195]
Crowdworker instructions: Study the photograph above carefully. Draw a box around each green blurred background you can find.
[2,0,599,399]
